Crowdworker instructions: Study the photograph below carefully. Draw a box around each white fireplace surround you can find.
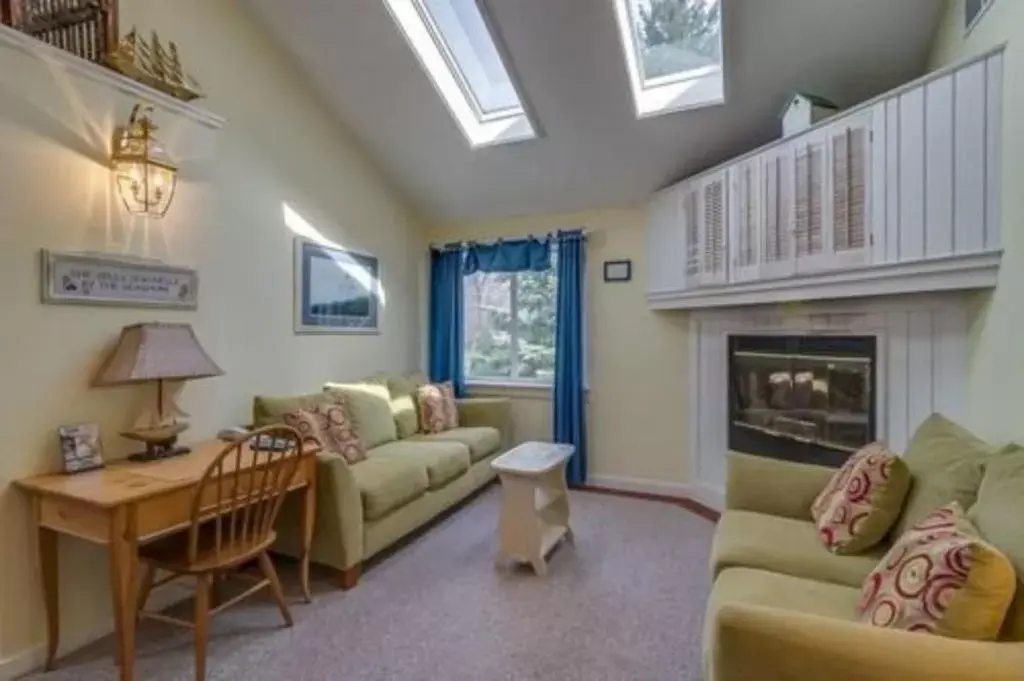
[686,292,972,510]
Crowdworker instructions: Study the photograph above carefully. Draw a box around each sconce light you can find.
[111,104,178,218]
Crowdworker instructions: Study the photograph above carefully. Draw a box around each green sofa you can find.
[703,416,1024,681]
[253,372,511,588]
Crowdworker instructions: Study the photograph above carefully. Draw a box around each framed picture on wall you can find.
[965,0,995,34]
[294,237,381,334]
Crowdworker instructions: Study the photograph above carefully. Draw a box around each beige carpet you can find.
[26,487,715,681]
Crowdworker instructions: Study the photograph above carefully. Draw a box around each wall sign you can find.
[41,250,199,309]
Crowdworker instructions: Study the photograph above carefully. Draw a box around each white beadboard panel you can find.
[898,88,926,261]
[689,296,971,493]
[907,310,934,437]
[885,99,901,263]
[953,61,987,254]
[871,102,888,265]
[925,75,955,258]
[985,52,1003,251]
[932,305,969,420]
[886,312,910,452]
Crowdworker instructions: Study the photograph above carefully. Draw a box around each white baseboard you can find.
[0,581,194,680]
[586,475,724,512]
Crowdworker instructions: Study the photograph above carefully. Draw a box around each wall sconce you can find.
[111,104,178,218]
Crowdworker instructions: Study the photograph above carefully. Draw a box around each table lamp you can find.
[94,322,223,461]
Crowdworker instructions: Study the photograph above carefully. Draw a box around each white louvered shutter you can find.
[826,112,872,268]
[793,131,828,272]
[761,146,795,279]
[701,173,728,285]
[731,160,761,282]
[682,185,702,285]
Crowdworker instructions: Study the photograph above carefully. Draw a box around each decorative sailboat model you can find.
[106,27,204,102]
[93,323,223,461]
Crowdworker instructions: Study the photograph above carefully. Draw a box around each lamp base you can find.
[127,442,191,462]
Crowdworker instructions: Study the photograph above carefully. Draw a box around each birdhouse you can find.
[781,92,839,138]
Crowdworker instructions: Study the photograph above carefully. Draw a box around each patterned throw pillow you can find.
[858,503,1016,640]
[416,381,458,434]
[811,446,871,522]
[815,442,911,555]
[283,398,366,465]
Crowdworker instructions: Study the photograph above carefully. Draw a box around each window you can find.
[612,0,725,118]
[384,0,535,148]
[464,269,557,384]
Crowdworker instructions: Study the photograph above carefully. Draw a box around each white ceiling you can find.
[244,0,944,223]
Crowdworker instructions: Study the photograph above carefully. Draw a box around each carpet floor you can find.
[26,487,715,681]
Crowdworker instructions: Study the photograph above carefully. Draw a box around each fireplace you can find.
[728,335,876,468]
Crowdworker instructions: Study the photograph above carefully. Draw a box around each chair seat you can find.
[140,524,277,573]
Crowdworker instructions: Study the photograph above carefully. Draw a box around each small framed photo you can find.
[603,259,632,282]
[252,433,293,452]
[58,423,105,474]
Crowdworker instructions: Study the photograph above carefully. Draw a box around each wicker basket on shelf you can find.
[1,0,118,64]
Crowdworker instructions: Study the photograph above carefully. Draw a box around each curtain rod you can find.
[428,229,591,250]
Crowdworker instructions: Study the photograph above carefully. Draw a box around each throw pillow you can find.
[811,446,871,523]
[858,502,1016,640]
[283,399,366,465]
[417,381,458,434]
[815,443,910,555]
[892,414,996,538]
[323,382,398,450]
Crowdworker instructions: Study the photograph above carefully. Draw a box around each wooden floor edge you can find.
[572,484,721,522]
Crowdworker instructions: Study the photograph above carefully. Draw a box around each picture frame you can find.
[294,237,381,334]
[58,423,106,474]
[965,0,995,35]
[603,259,632,283]
[41,250,198,309]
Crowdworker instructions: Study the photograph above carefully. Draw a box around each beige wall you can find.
[0,0,424,669]
[429,208,691,488]
[929,0,1024,441]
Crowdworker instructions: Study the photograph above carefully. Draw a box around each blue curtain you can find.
[464,237,551,274]
[428,245,466,396]
[553,230,587,485]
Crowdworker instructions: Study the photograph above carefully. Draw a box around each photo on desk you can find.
[58,422,105,474]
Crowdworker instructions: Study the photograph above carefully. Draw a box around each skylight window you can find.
[613,0,725,118]
[385,0,535,148]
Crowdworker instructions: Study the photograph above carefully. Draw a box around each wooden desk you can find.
[14,439,318,681]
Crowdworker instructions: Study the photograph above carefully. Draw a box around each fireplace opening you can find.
[728,335,876,468]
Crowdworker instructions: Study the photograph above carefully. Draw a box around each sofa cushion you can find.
[349,456,429,521]
[970,444,1024,641]
[713,510,886,588]
[893,414,996,538]
[411,426,501,462]
[252,392,331,428]
[369,372,429,439]
[324,383,398,450]
[369,440,470,490]
[859,503,1016,640]
[815,443,910,555]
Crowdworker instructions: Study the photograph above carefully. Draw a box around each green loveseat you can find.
[253,372,511,588]
[703,415,1024,681]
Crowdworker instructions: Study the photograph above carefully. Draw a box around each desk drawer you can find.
[39,497,109,543]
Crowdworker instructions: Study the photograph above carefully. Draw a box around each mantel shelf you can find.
[0,23,226,129]
[647,251,1002,310]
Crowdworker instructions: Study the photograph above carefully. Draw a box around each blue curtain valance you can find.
[463,237,551,275]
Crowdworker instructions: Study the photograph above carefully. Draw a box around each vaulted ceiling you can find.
[243,0,944,223]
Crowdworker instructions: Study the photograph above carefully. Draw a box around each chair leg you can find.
[194,574,211,681]
[258,552,293,627]
[137,563,156,619]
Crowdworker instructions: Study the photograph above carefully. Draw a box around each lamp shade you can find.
[94,323,223,386]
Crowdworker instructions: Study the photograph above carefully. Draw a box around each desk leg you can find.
[299,465,316,603]
[108,506,138,681]
[38,525,59,671]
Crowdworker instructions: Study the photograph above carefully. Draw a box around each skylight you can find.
[385,0,535,148]
[613,0,725,118]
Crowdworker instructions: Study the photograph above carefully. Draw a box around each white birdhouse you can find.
[781,92,839,138]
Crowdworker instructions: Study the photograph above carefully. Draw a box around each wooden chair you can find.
[136,426,307,681]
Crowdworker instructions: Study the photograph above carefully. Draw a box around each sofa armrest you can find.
[275,451,364,571]
[457,397,512,447]
[712,603,1024,681]
[725,452,834,521]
